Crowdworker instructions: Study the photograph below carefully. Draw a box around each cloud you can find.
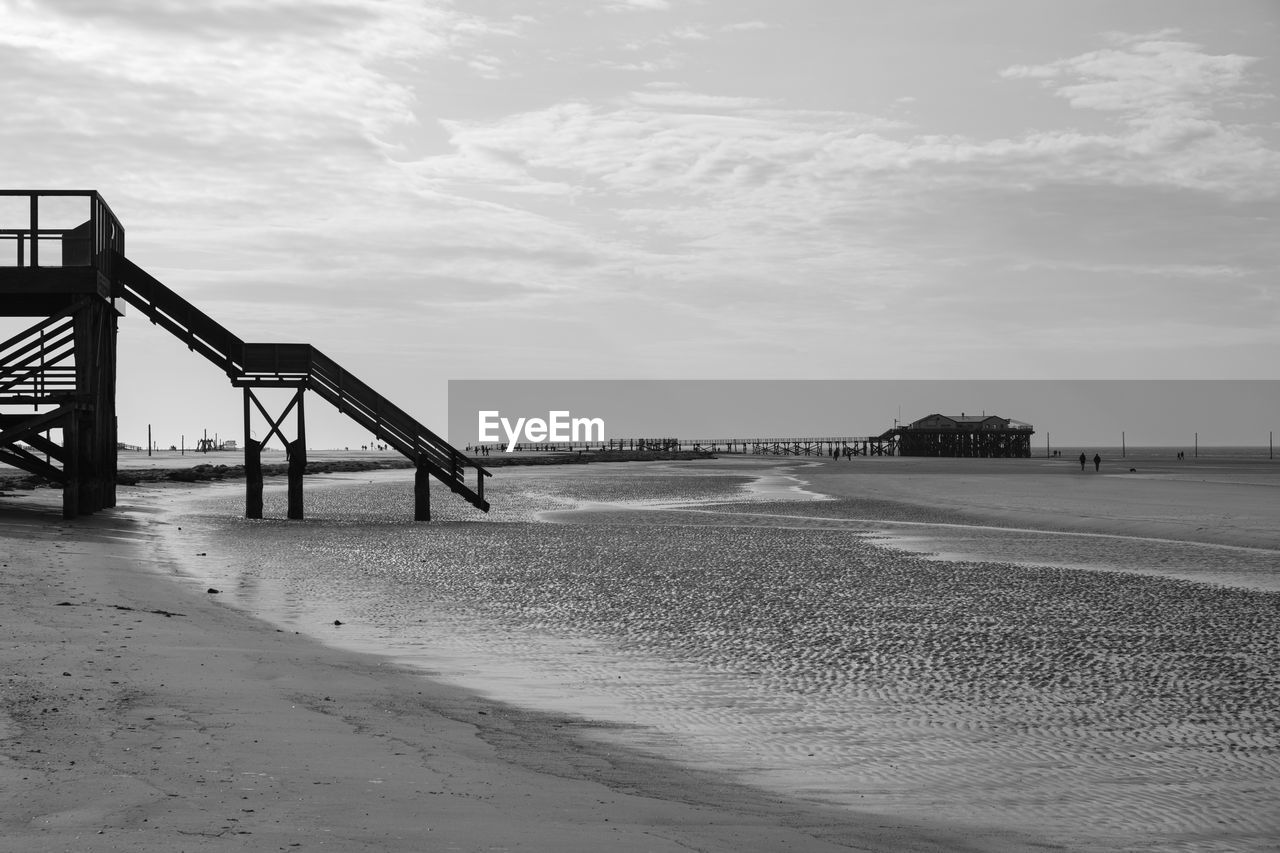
[629,89,773,110]
[4,9,1275,390]
[601,0,671,11]
[389,28,1280,363]
[0,0,519,153]
[998,34,1279,199]
[1001,35,1260,120]
[670,24,708,41]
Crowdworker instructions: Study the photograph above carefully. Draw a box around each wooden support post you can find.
[245,439,263,519]
[287,438,305,520]
[69,297,114,516]
[29,194,38,267]
[244,389,261,518]
[414,459,431,522]
[287,390,305,520]
[77,408,100,516]
[101,303,118,509]
[63,414,79,520]
[286,387,306,519]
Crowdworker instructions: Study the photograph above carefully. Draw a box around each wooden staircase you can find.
[109,253,489,512]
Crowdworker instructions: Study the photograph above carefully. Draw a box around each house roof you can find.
[905,413,1033,430]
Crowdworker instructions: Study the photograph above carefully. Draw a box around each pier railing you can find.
[472,435,899,457]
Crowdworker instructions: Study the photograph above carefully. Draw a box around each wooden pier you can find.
[476,418,1033,459]
[475,434,901,456]
[1,190,489,520]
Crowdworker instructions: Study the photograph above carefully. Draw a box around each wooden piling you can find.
[287,439,305,520]
[245,438,263,519]
[414,460,431,522]
[63,414,80,520]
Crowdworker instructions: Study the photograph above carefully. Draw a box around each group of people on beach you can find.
[830,445,853,460]
[1079,452,1101,471]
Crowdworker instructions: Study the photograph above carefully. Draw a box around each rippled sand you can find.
[156,459,1280,852]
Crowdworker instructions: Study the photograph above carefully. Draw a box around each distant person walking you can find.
[1093,453,1101,472]
[1079,452,1087,471]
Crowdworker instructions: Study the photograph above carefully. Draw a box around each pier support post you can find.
[414,459,431,521]
[243,389,263,518]
[241,385,306,520]
[57,295,118,517]
[287,439,305,519]
[63,413,80,520]
[287,389,306,519]
[245,438,263,519]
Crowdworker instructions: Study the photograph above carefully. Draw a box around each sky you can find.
[2,0,1278,449]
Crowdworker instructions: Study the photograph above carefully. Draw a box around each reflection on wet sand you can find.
[154,458,1280,852]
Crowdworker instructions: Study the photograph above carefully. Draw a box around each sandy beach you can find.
[0,480,1002,853]
[1,451,1277,851]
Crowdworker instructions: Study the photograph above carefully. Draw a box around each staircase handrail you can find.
[307,347,490,492]
[111,253,245,376]
[103,250,487,510]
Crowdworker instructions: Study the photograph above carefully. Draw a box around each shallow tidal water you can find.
[152,459,1280,852]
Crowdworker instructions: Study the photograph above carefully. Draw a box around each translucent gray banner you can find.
[447,379,1280,451]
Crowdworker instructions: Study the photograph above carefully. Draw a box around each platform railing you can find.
[0,190,124,272]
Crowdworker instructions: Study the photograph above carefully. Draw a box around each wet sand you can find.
[1,452,1276,851]
[801,454,1280,550]
[0,485,1010,853]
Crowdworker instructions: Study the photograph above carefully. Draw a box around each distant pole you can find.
[1271,431,1273,460]
[147,424,152,457]
[1046,432,1051,458]
[1195,432,1198,458]
[181,434,184,455]
[1122,431,1126,458]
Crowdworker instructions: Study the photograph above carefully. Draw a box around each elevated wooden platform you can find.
[890,413,1034,458]
[2,189,488,519]
[0,267,112,314]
